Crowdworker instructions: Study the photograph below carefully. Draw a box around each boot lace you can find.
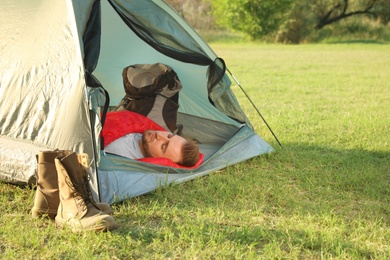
[75,169,99,209]
[64,176,88,211]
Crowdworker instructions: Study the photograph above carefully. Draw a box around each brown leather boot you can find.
[55,152,118,232]
[31,151,66,219]
[76,153,113,215]
[31,150,113,219]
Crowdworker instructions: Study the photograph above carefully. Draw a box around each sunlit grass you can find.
[1,43,389,259]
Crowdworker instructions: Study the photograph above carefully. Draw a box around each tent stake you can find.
[227,69,283,148]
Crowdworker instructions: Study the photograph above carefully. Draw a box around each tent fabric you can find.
[96,0,248,125]
[108,0,249,124]
[0,0,274,203]
[108,0,212,65]
[98,124,272,203]
[0,0,96,188]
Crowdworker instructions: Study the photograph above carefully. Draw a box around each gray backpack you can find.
[115,63,182,133]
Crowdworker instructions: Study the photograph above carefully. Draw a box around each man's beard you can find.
[141,132,152,158]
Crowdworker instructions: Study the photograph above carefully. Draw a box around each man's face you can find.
[141,130,187,163]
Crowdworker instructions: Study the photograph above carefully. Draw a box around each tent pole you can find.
[227,69,283,148]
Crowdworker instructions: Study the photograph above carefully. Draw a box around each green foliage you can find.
[211,0,294,39]
[208,0,390,43]
[274,3,315,43]
[373,0,390,24]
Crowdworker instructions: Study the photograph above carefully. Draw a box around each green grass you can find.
[1,43,389,259]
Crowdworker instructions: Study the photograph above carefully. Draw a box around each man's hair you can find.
[180,139,199,167]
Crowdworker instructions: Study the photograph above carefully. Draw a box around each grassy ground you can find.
[1,43,389,259]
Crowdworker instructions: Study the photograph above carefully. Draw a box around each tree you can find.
[315,0,381,29]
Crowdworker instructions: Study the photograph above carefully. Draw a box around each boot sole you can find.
[55,217,119,232]
[31,204,113,219]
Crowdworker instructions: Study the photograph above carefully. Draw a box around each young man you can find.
[104,130,199,167]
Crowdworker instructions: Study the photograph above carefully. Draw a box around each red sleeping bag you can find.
[101,110,203,169]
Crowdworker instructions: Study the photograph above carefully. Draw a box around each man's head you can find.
[139,130,199,166]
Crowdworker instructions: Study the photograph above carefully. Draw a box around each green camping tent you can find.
[0,0,274,204]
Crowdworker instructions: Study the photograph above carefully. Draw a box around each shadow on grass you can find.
[270,142,390,197]
[278,142,389,168]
